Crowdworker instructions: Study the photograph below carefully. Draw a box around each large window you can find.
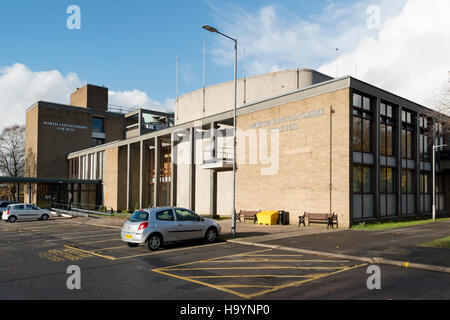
[353,165,374,219]
[436,175,446,212]
[380,103,395,156]
[402,169,415,215]
[380,167,396,217]
[92,117,105,134]
[352,93,373,153]
[401,110,414,160]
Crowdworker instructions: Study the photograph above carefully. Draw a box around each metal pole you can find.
[232,39,237,237]
[432,145,436,221]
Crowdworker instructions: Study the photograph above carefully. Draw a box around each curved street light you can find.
[202,25,238,237]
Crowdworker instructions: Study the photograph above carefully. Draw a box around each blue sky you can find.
[0,0,354,101]
[0,0,449,130]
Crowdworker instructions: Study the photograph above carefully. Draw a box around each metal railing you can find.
[203,147,234,164]
[50,202,113,216]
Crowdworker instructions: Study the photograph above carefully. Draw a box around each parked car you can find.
[0,201,17,219]
[2,204,51,223]
[121,207,221,251]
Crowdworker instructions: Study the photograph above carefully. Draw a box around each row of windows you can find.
[353,166,444,195]
[353,93,446,160]
[353,164,447,219]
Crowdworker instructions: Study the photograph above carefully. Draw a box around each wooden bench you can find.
[299,212,338,229]
[236,210,260,224]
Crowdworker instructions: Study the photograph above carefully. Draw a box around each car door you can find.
[173,208,206,240]
[154,209,178,242]
[25,205,42,220]
[13,205,27,220]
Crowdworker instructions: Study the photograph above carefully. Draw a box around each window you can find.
[380,168,395,194]
[92,138,105,147]
[402,110,415,160]
[436,175,446,212]
[353,165,374,219]
[380,167,397,217]
[26,205,39,211]
[353,93,373,153]
[380,103,395,156]
[402,169,415,215]
[130,211,149,222]
[156,210,174,221]
[174,209,200,222]
[92,117,104,134]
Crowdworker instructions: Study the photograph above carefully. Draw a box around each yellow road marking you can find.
[64,245,117,261]
[241,264,368,299]
[69,238,122,246]
[153,247,368,299]
[115,242,228,260]
[186,275,317,279]
[163,266,349,271]
[202,259,350,263]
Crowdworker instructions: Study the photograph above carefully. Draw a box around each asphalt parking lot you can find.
[0,218,449,300]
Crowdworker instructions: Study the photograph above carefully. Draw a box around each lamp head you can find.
[202,25,218,33]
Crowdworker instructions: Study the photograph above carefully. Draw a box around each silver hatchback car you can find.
[121,207,222,251]
[2,204,51,223]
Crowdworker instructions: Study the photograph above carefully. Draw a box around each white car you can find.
[121,207,222,251]
[2,204,51,223]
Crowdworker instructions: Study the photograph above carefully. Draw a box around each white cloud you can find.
[0,63,84,132]
[319,0,450,107]
[109,90,174,112]
[207,0,450,107]
[0,63,174,132]
[207,0,406,75]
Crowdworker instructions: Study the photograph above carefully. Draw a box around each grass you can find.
[421,236,450,249]
[351,217,450,231]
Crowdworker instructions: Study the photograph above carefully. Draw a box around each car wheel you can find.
[41,214,49,221]
[127,243,139,248]
[205,227,218,243]
[8,216,17,223]
[147,234,162,251]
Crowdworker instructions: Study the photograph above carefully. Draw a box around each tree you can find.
[0,125,25,201]
[425,76,450,146]
[0,125,25,177]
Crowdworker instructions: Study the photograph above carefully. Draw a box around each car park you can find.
[121,207,222,251]
[1,204,51,223]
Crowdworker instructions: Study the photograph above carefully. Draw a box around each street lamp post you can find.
[203,25,238,237]
[432,144,447,221]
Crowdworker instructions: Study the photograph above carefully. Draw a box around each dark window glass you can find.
[380,168,387,193]
[402,130,407,158]
[363,167,372,193]
[386,168,394,193]
[407,131,412,159]
[363,119,371,153]
[353,166,363,193]
[92,117,104,134]
[353,116,362,151]
[387,125,393,156]
[156,210,174,221]
[175,209,199,222]
[130,211,149,222]
[380,123,386,155]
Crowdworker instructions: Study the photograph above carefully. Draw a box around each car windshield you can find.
[130,211,149,222]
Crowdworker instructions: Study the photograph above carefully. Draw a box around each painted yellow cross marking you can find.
[153,249,367,299]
